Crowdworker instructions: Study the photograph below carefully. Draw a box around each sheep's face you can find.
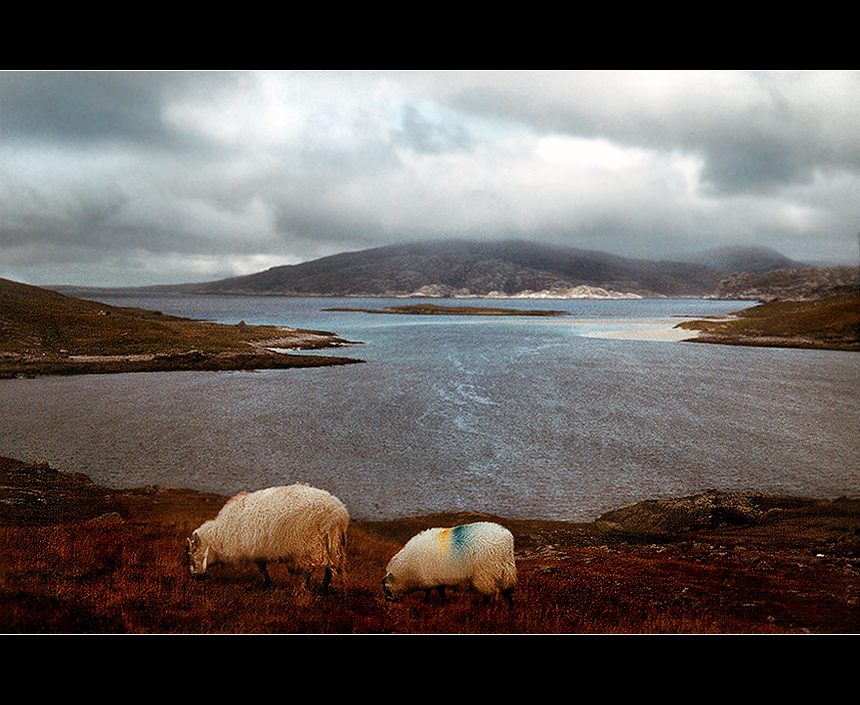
[382,572,401,601]
[185,532,209,579]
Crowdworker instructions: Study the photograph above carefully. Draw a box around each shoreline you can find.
[686,335,860,352]
[5,279,855,379]
[0,350,363,379]
[675,294,860,352]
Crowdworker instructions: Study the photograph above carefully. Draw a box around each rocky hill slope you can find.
[713,266,859,301]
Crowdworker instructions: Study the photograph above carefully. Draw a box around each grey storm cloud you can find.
[1,71,234,148]
[1,70,858,287]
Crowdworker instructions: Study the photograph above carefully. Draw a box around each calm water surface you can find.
[2,295,858,521]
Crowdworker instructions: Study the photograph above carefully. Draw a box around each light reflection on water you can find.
[1,296,858,522]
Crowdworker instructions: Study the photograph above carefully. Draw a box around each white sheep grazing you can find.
[382,521,516,604]
[185,484,349,592]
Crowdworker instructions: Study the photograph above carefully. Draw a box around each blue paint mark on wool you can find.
[450,524,470,552]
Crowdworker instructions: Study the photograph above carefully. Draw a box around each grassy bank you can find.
[0,278,361,377]
[677,293,860,351]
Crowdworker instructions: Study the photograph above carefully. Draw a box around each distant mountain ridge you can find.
[50,240,839,301]
[152,240,804,299]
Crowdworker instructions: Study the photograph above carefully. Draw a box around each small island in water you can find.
[323,303,566,317]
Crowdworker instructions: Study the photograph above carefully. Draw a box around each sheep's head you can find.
[185,531,209,580]
[382,572,401,601]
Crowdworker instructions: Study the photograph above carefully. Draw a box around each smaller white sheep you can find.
[185,484,349,592]
[382,521,516,604]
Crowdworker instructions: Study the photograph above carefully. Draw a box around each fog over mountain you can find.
[683,246,805,274]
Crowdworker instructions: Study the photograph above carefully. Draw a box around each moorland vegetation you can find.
[1,457,857,634]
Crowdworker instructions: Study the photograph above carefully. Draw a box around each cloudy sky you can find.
[2,70,858,288]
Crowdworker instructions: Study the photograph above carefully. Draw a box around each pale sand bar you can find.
[581,318,701,342]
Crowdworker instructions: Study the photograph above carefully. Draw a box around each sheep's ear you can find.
[202,546,210,572]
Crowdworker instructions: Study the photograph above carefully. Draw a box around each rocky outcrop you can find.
[595,490,817,536]
[499,285,642,300]
[714,266,859,301]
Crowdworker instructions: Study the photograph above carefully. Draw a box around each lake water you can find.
[1,295,858,522]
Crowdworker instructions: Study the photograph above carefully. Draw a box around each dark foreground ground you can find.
[1,457,857,635]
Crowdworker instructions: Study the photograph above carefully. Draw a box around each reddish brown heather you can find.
[1,457,857,634]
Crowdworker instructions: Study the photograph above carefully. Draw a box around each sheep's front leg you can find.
[423,586,446,603]
[256,560,272,588]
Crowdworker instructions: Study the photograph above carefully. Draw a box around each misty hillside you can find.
[161,240,788,299]
[684,245,805,274]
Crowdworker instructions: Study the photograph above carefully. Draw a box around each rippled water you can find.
[2,295,858,521]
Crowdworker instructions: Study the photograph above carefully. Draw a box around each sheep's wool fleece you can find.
[387,521,516,595]
[197,485,349,568]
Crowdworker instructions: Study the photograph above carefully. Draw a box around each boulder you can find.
[595,490,813,536]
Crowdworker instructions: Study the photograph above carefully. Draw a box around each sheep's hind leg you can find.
[482,588,514,606]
